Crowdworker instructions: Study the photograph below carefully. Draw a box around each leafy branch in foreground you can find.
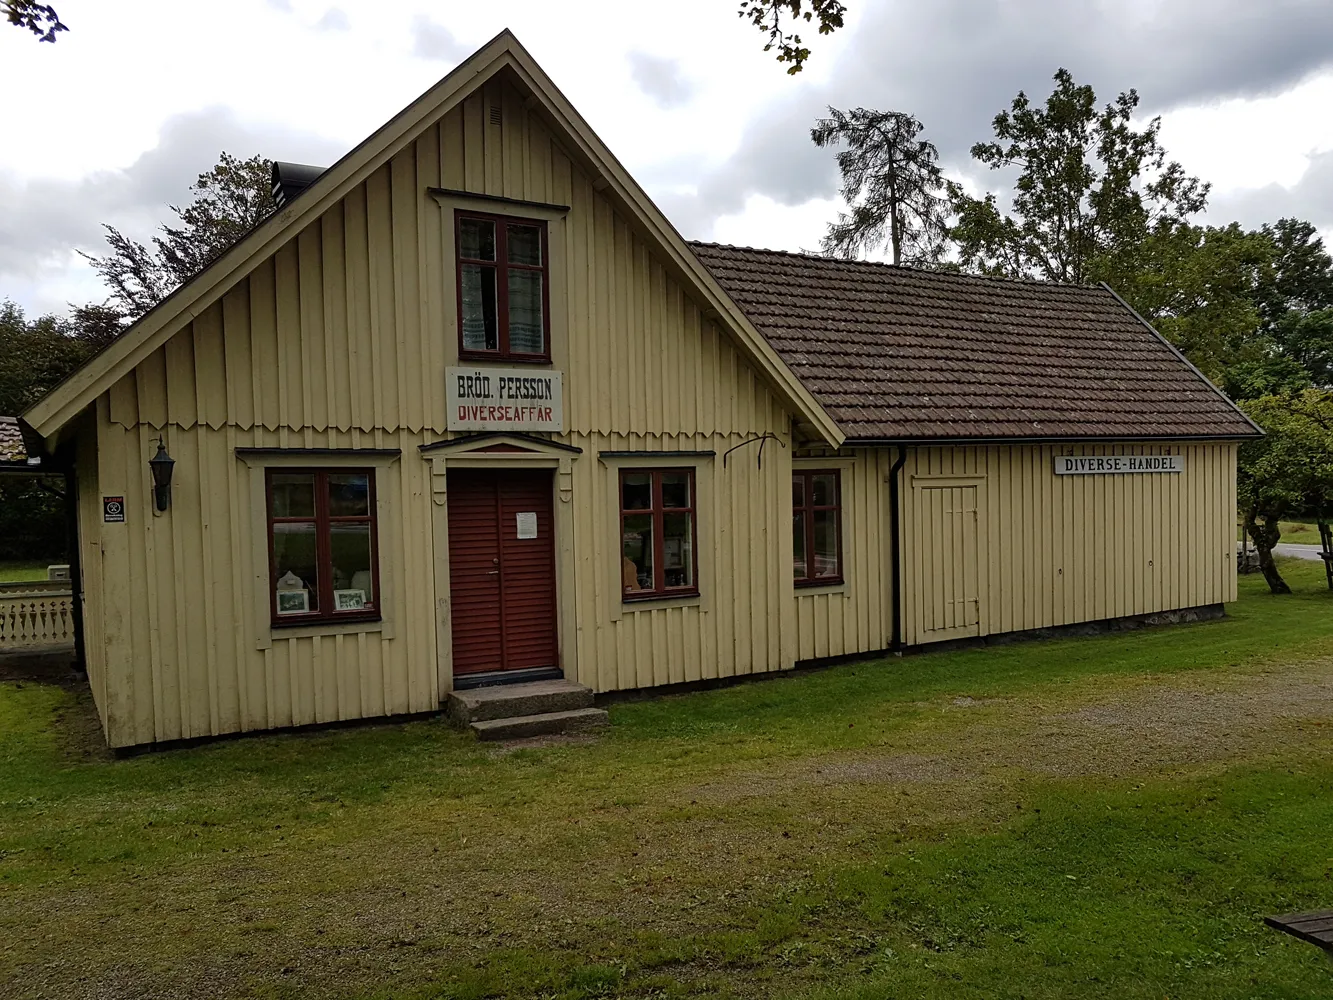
[3,1,66,42]
[739,0,846,74]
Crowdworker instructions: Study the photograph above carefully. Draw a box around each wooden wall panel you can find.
[791,449,894,663]
[89,422,440,747]
[105,79,782,443]
[901,443,1239,648]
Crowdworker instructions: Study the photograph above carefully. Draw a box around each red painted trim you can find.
[266,468,382,627]
[793,468,843,588]
[619,468,699,601]
[455,210,552,364]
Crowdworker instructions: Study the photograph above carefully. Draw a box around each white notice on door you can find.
[516,511,538,539]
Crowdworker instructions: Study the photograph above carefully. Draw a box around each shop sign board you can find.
[1054,454,1184,475]
[446,367,563,432]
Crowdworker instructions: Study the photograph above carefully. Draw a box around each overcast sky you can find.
[3,0,1333,316]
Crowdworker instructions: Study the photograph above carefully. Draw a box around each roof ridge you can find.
[687,241,1110,293]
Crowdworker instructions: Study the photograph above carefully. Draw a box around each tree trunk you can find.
[1244,511,1291,594]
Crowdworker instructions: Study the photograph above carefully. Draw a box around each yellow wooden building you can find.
[23,32,1260,748]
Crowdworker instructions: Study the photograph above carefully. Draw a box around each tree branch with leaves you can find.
[3,1,66,42]
[738,0,846,74]
[812,108,948,265]
[82,153,275,320]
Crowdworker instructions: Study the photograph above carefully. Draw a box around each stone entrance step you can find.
[446,679,608,740]
[470,707,609,741]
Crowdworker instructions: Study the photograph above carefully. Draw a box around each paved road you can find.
[1236,541,1326,563]
[1274,543,1326,562]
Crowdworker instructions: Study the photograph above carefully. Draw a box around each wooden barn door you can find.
[912,482,984,643]
[447,469,558,676]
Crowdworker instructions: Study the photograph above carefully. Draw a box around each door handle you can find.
[486,570,500,576]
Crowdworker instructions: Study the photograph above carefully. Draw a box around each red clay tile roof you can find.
[0,417,28,464]
[691,243,1260,442]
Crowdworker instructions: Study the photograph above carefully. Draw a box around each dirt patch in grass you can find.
[696,658,1333,805]
[0,651,111,762]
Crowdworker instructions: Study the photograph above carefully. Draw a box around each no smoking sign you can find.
[103,496,126,523]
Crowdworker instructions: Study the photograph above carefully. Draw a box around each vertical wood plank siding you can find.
[81,77,797,747]
[792,449,894,661]
[792,443,1238,662]
[75,74,1240,746]
[901,443,1238,647]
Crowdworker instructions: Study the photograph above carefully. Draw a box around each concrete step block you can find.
[469,707,609,741]
[447,679,594,724]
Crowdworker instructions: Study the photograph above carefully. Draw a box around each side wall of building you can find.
[791,448,895,662]
[789,442,1239,663]
[900,442,1238,646]
[74,411,108,733]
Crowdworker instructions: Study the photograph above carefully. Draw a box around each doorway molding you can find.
[420,434,580,701]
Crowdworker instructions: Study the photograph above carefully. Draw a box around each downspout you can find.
[888,445,908,652]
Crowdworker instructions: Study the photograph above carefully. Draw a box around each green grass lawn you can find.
[0,560,55,583]
[2,560,1332,998]
[1279,522,1324,545]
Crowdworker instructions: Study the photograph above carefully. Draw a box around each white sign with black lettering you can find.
[516,512,538,539]
[1054,454,1184,475]
[446,367,563,432]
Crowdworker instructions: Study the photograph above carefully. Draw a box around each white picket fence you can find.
[0,583,75,650]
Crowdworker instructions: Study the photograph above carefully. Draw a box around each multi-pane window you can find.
[793,469,842,586]
[620,469,697,600]
[457,212,549,361]
[267,469,380,625]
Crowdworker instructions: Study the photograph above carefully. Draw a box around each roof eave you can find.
[1098,282,1266,438]
[24,34,518,439]
[843,431,1262,447]
[24,29,845,449]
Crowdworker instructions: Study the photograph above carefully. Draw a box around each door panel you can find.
[496,471,558,670]
[447,469,557,675]
[913,483,983,642]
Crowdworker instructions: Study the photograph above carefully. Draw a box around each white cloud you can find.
[627,52,696,110]
[411,15,469,63]
[2,0,1332,313]
[315,7,351,31]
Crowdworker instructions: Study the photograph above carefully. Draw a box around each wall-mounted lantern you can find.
[148,437,175,512]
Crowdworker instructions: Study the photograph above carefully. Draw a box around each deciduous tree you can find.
[950,68,1208,285]
[83,153,274,319]
[1238,390,1333,594]
[1125,222,1272,383]
[0,300,123,416]
[811,108,948,265]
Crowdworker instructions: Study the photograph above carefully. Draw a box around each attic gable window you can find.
[457,212,550,362]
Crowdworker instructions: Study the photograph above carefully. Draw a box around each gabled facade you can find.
[26,32,1256,749]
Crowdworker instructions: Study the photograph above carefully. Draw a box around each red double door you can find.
[447,468,558,676]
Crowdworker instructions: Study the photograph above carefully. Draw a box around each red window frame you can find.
[793,469,843,587]
[619,468,699,601]
[455,211,552,363]
[265,468,381,627]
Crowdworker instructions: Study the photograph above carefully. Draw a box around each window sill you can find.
[795,580,849,596]
[458,352,553,366]
[621,591,701,612]
[259,616,389,647]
